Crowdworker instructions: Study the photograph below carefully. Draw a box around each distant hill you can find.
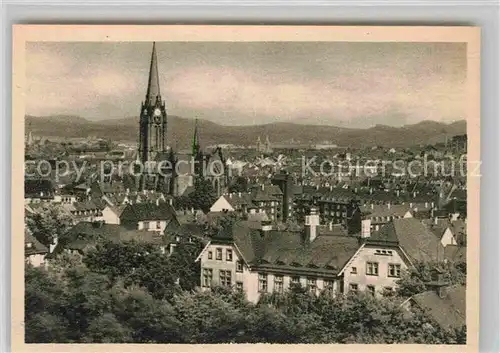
[25,115,466,149]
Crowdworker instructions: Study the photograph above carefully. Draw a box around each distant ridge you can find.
[25,115,466,148]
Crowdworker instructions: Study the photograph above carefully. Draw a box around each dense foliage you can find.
[25,240,466,344]
[174,177,217,213]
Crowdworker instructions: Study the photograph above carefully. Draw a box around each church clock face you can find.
[153,108,162,123]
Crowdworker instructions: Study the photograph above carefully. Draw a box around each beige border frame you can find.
[12,25,480,353]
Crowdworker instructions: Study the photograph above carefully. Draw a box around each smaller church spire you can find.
[145,42,161,105]
[192,118,201,156]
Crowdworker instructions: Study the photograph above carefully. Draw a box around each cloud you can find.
[25,42,466,127]
[26,46,141,117]
[165,64,465,124]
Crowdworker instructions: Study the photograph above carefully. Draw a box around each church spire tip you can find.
[146,42,160,105]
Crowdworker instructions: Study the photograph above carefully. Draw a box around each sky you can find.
[26,41,467,128]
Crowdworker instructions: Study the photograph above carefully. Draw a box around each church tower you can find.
[138,42,167,164]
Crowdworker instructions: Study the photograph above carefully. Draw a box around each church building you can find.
[135,42,228,198]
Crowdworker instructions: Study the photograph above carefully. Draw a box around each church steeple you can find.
[146,42,161,105]
[192,118,201,156]
[138,42,167,165]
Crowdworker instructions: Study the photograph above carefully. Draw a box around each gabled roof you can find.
[213,221,360,275]
[121,202,177,222]
[25,229,48,256]
[368,218,444,263]
[251,185,282,202]
[223,193,253,208]
[60,221,167,252]
[409,285,465,329]
[444,245,466,263]
[360,204,411,219]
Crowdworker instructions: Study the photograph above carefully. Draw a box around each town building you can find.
[25,229,48,267]
[194,210,440,303]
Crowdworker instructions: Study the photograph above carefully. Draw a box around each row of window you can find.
[370,215,403,222]
[350,262,401,277]
[349,283,394,296]
[202,269,334,294]
[258,274,334,294]
[208,248,234,262]
[142,221,162,229]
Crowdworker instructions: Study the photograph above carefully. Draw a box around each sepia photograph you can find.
[12,25,480,352]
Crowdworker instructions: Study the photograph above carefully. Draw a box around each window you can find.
[307,278,317,294]
[258,273,268,292]
[388,264,401,278]
[351,267,357,274]
[274,275,284,293]
[208,251,213,260]
[25,242,33,249]
[236,260,243,273]
[367,285,375,297]
[143,221,150,229]
[290,276,300,287]
[349,283,359,293]
[156,221,161,229]
[202,268,213,287]
[366,262,379,276]
[219,270,232,287]
[383,287,394,296]
[226,249,233,262]
[324,279,334,292]
[216,248,222,260]
[236,281,243,292]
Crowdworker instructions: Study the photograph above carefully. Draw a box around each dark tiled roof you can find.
[216,221,360,275]
[25,229,48,256]
[410,285,466,329]
[121,202,176,222]
[25,179,54,198]
[443,199,467,215]
[444,245,466,263]
[369,218,444,263]
[61,221,167,251]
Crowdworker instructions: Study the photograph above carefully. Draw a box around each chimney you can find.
[370,203,374,210]
[396,189,400,197]
[425,202,429,208]
[361,219,371,238]
[156,198,159,206]
[329,221,333,231]
[305,207,320,243]
[261,184,265,191]
[434,216,438,225]
[330,185,333,191]
[169,198,173,206]
[427,267,449,299]
[387,202,391,210]
[261,220,272,236]
[413,191,417,198]
[409,202,413,208]
[370,187,373,195]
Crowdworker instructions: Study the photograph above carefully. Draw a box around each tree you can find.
[175,177,217,213]
[83,240,178,300]
[26,204,73,247]
[228,176,248,193]
[168,238,204,291]
[396,261,466,297]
